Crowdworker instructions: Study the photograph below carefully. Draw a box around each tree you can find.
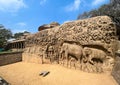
[77,12,90,20]
[13,31,30,39]
[77,0,120,40]
[0,25,12,47]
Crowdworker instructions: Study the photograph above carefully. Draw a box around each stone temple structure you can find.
[22,16,118,73]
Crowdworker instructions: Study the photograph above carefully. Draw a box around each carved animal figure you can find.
[60,43,83,66]
[105,56,114,67]
[83,47,107,64]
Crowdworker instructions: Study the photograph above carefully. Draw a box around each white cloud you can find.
[17,22,27,27]
[65,0,81,11]
[12,29,27,33]
[0,0,27,13]
[40,0,47,5]
[92,0,106,6]
[11,22,28,33]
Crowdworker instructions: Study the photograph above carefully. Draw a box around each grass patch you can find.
[0,50,23,54]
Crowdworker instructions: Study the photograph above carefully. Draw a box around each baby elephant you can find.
[83,47,108,64]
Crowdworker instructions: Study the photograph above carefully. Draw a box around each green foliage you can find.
[0,25,12,47]
[78,0,120,18]
[13,31,30,39]
[77,0,120,40]
[14,32,24,39]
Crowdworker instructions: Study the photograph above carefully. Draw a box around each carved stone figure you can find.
[22,16,118,73]
[83,47,108,64]
[44,44,54,59]
[60,43,83,67]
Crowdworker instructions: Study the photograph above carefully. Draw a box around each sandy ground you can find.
[0,62,118,85]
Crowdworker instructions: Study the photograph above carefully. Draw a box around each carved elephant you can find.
[60,43,83,66]
[83,47,107,64]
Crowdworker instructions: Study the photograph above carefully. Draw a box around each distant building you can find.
[6,33,31,51]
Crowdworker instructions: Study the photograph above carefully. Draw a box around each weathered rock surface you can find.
[112,52,120,85]
[23,16,118,73]
[38,22,60,31]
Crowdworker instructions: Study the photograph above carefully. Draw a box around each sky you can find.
[0,0,110,34]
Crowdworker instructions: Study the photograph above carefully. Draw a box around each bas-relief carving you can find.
[24,16,118,73]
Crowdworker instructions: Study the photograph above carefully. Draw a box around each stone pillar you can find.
[15,43,16,49]
[15,43,17,51]
[13,43,14,49]
[13,43,15,48]
[11,43,13,51]
[14,43,16,49]
[23,42,25,48]
[21,42,22,49]
[17,42,19,51]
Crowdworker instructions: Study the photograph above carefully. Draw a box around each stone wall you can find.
[22,46,51,64]
[23,16,118,73]
[0,52,22,66]
[112,53,120,85]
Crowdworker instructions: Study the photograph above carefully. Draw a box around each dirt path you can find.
[0,62,118,85]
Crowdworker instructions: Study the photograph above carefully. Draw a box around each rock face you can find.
[112,54,120,85]
[38,22,60,31]
[23,16,118,73]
